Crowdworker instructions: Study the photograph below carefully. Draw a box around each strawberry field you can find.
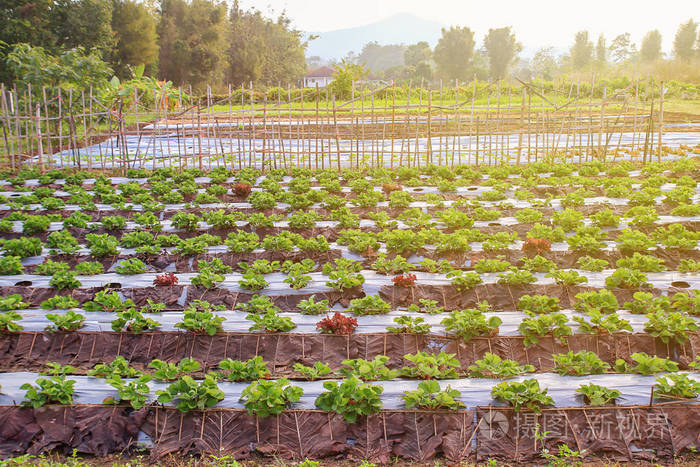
[0,154,699,464]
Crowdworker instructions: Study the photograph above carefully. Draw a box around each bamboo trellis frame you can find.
[0,79,687,173]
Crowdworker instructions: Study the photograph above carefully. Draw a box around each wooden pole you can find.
[657,81,664,162]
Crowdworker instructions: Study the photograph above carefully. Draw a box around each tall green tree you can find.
[570,31,594,70]
[227,1,307,86]
[531,47,557,80]
[158,0,229,89]
[640,30,662,62]
[595,35,607,65]
[358,42,405,72]
[673,19,698,61]
[50,0,114,55]
[404,41,432,67]
[111,0,159,77]
[433,26,475,81]
[609,33,636,63]
[483,26,521,79]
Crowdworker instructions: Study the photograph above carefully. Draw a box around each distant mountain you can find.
[306,13,444,60]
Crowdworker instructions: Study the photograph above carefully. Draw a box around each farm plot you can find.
[0,156,700,463]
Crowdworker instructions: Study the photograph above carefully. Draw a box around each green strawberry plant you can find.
[216,357,270,382]
[314,376,383,423]
[111,308,161,333]
[654,373,700,399]
[573,310,632,334]
[46,310,86,332]
[387,316,431,334]
[156,375,224,412]
[401,352,460,379]
[175,301,225,335]
[614,353,679,375]
[21,375,76,408]
[643,310,698,345]
[294,362,332,380]
[576,383,621,406]
[88,356,143,379]
[552,351,610,376]
[150,358,201,381]
[339,355,399,381]
[0,310,23,332]
[467,353,535,378]
[491,379,554,413]
[105,375,152,409]
[441,308,501,341]
[402,380,464,410]
[518,312,572,347]
[240,378,303,417]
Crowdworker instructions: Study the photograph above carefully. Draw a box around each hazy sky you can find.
[238,0,698,53]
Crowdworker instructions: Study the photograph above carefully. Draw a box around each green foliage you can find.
[246,309,296,332]
[156,375,224,412]
[402,380,464,410]
[115,258,147,275]
[293,362,332,381]
[0,311,23,333]
[315,376,383,423]
[552,350,611,376]
[679,259,700,273]
[402,351,461,379]
[574,290,619,314]
[547,269,588,286]
[175,301,225,335]
[41,295,79,310]
[46,310,85,332]
[111,307,161,333]
[576,256,609,272]
[387,316,431,334]
[340,356,399,381]
[49,271,81,290]
[605,268,650,289]
[84,291,135,312]
[447,270,483,290]
[497,268,536,285]
[21,375,75,408]
[520,255,557,273]
[519,312,572,347]
[576,383,621,406]
[192,269,225,289]
[517,294,560,314]
[0,256,24,275]
[240,378,303,417]
[34,260,69,275]
[88,356,143,379]
[85,233,119,257]
[22,215,51,234]
[296,295,329,315]
[616,253,666,272]
[347,295,391,315]
[0,294,29,311]
[616,230,654,255]
[654,373,700,399]
[225,230,260,253]
[491,379,554,413]
[474,258,511,273]
[105,375,152,409]
[3,237,42,257]
[442,308,501,341]
[573,310,632,334]
[614,352,678,375]
[150,358,201,382]
[643,310,698,345]
[467,353,535,378]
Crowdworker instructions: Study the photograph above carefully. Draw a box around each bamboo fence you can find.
[0,78,686,173]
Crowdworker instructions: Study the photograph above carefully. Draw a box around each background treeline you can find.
[0,0,307,91]
[327,20,700,86]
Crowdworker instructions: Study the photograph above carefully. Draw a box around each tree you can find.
[50,0,114,54]
[227,1,307,86]
[357,42,406,72]
[483,26,521,79]
[110,0,159,78]
[404,41,432,67]
[673,19,698,61]
[531,47,558,80]
[433,26,475,81]
[158,0,229,89]
[570,31,594,70]
[328,59,367,99]
[595,35,607,65]
[609,33,636,63]
[640,30,662,62]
